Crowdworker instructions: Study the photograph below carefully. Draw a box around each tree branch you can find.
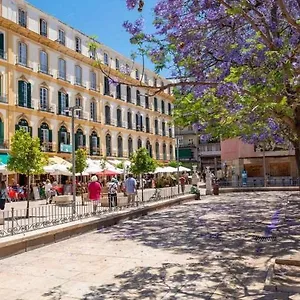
[276,0,300,32]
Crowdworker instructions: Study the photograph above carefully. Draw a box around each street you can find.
[0,191,300,299]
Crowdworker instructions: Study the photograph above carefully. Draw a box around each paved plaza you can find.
[1,191,300,299]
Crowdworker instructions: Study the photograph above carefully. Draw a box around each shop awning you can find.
[178,149,192,159]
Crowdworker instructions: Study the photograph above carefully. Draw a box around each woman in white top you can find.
[44,179,52,204]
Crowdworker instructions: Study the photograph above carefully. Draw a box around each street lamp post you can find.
[67,106,82,215]
[176,135,183,194]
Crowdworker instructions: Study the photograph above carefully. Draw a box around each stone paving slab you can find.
[1,192,300,299]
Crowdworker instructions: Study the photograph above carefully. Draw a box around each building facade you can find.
[0,0,175,164]
[175,126,221,173]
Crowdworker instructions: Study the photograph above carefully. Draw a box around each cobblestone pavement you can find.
[1,191,300,300]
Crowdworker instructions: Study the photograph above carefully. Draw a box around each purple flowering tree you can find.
[123,1,300,173]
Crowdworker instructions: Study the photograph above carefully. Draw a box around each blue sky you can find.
[29,0,166,76]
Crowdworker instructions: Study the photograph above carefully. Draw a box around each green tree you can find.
[74,149,88,205]
[7,129,48,218]
[130,147,157,201]
[168,161,182,168]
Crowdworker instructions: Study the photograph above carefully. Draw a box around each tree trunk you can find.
[141,173,144,202]
[26,174,30,218]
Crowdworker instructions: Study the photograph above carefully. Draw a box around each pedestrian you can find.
[108,178,118,208]
[88,175,102,213]
[125,173,137,206]
[0,181,8,210]
[179,173,186,194]
[44,179,52,204]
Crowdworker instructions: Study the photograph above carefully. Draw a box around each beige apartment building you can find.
[0,0,175,165]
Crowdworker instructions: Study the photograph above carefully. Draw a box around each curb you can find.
[0,194,194,259]
[219,187,300,193]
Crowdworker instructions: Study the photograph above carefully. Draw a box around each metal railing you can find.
[38,64,53,77]
[0,50,7,60]
[0,94,7,103]
[0,185,192,238]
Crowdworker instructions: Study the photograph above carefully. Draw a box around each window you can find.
[155,142,160,159]
[128,137,133,157]
[154,97,158,111]
[39,123,52,152]
[161,100,165,114]
[39,51,48,74]
[137,139,142,149]
[75,97,82,118]
[75,128,85,150]
[18,8,27,27]
[135,69,139,80]
[117,108,122,127]
[127,111,132,129]
[58,29,65,45]
[168,87,171,95]
[0,32,4,59]
[162,121,166,136]
[75,65,82,85]
[40,87,48,110]
[106,134,111,156]
[115,58,120,70]
[126,86,131,102]
[136,90,141,106]
[90,100,97,121]
[169,127,172,138]
[90,71,96,90]
[117,136,123,157]
[146,140,152,157]
[145,95,149,109]
[104,76,110,95]
[58,91,69,115]
[75,37,81,53]
[163,143,167,160]
[105,105,111,125]
[18,80,31,108]
[136,113,140,131]
[40,19,47,37]
[168,103,172,115]
[155,119,159,135]
[144,73,148,84]
[90,131,99,155]
[16,119,31,136]
[169,145,174,160]
[116,84,121,99]
[140,115,143,131]
[89,45,96,60]
[18,42,27,66]
[58,58,66,80]
[104,53,109,65]
[154,78,157,87]
[146,116,150,133]
[58,126,70,152]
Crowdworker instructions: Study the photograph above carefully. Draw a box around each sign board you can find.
[60,144,72,153]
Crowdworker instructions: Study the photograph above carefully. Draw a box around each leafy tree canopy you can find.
[123,0,300,165]
[130,147,157,175]
[168,161,182,168]
[75,149,88,174]
[7,129,48,175]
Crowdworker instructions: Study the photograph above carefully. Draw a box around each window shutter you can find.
[0,121,4,144]
[57,130,61,152]
[49,130,52,143]
[67,132,70,145]
[15,124,20,132]
[97,137,100,155]
[83,135,86,147]
[58,91,61,114]
[38,127,42,145]
[18,81,24,107]
[27,83,31,108]
[0,33,4,58]
[75,132,78,150]
[28,126,32,137]
[66,94,69,116]
[89,135,92,155]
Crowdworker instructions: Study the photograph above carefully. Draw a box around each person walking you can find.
[44,179,52,204]
[0,181,8,210]
[88,175,102,213]
[108,178,118,209]
[125,174,137,206]
[179,174,186,194]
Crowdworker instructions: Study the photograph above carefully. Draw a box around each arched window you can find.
[146,116,150,133]
[168,103,172,115]
[140,115,143,131]
[162,121,166,136]
[154,97,158,111]
[136,113,140,131]
[127,86,131,102]
[117,136,123,157]
[105,105,111,125]
[146,140,152,157]
[75,96,82,118]
[137,138,142,149]
[145,95,149,109]
[136,90,141,106]
[155,142,160,160]
[106,133,112,156]
[16,119,31,136]
[39,122,52,152]
[117,108,122,127]
[0,32,4,59]
[0,117,4,146]
[58,90,69,115]
[116,84,121,99]
[18,42,27,66]
[90,131,100,156]
[104,76,110,95]
[75,128,85,150]
[169,144,174,160]
[163,143,167,160]
[90,100,97,122]
[39,50,48,74]
[58,126,70,152]
[169,127,172,138]
[128,137,133,157]
[161,100,165,114]
[18,80,31,108]
[75,65,82,85]
[127,110,132,129]
[155,119,159,135]
[39,87,48,110]
[58,58,66,80]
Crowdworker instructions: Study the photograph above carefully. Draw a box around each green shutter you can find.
[58,91,61,114]
[65,94,69,116]
[75,132,78,150]
[89,135,92,155]
[97,137,100,155]
[28,126,32,137]
[0,121,4,144]
[27,83,31,108]
[49,130,52,143]
[0,33,4,58]
[67,132,70,145]
[15,124,20,132]
[18,81,24,107]
[38,128,42,145]
[57,130,61,152]
[83,135,86,147]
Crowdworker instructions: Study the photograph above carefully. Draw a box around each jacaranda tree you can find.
[122,0,300,172]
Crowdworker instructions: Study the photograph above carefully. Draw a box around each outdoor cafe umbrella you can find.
[97,169,121,176]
